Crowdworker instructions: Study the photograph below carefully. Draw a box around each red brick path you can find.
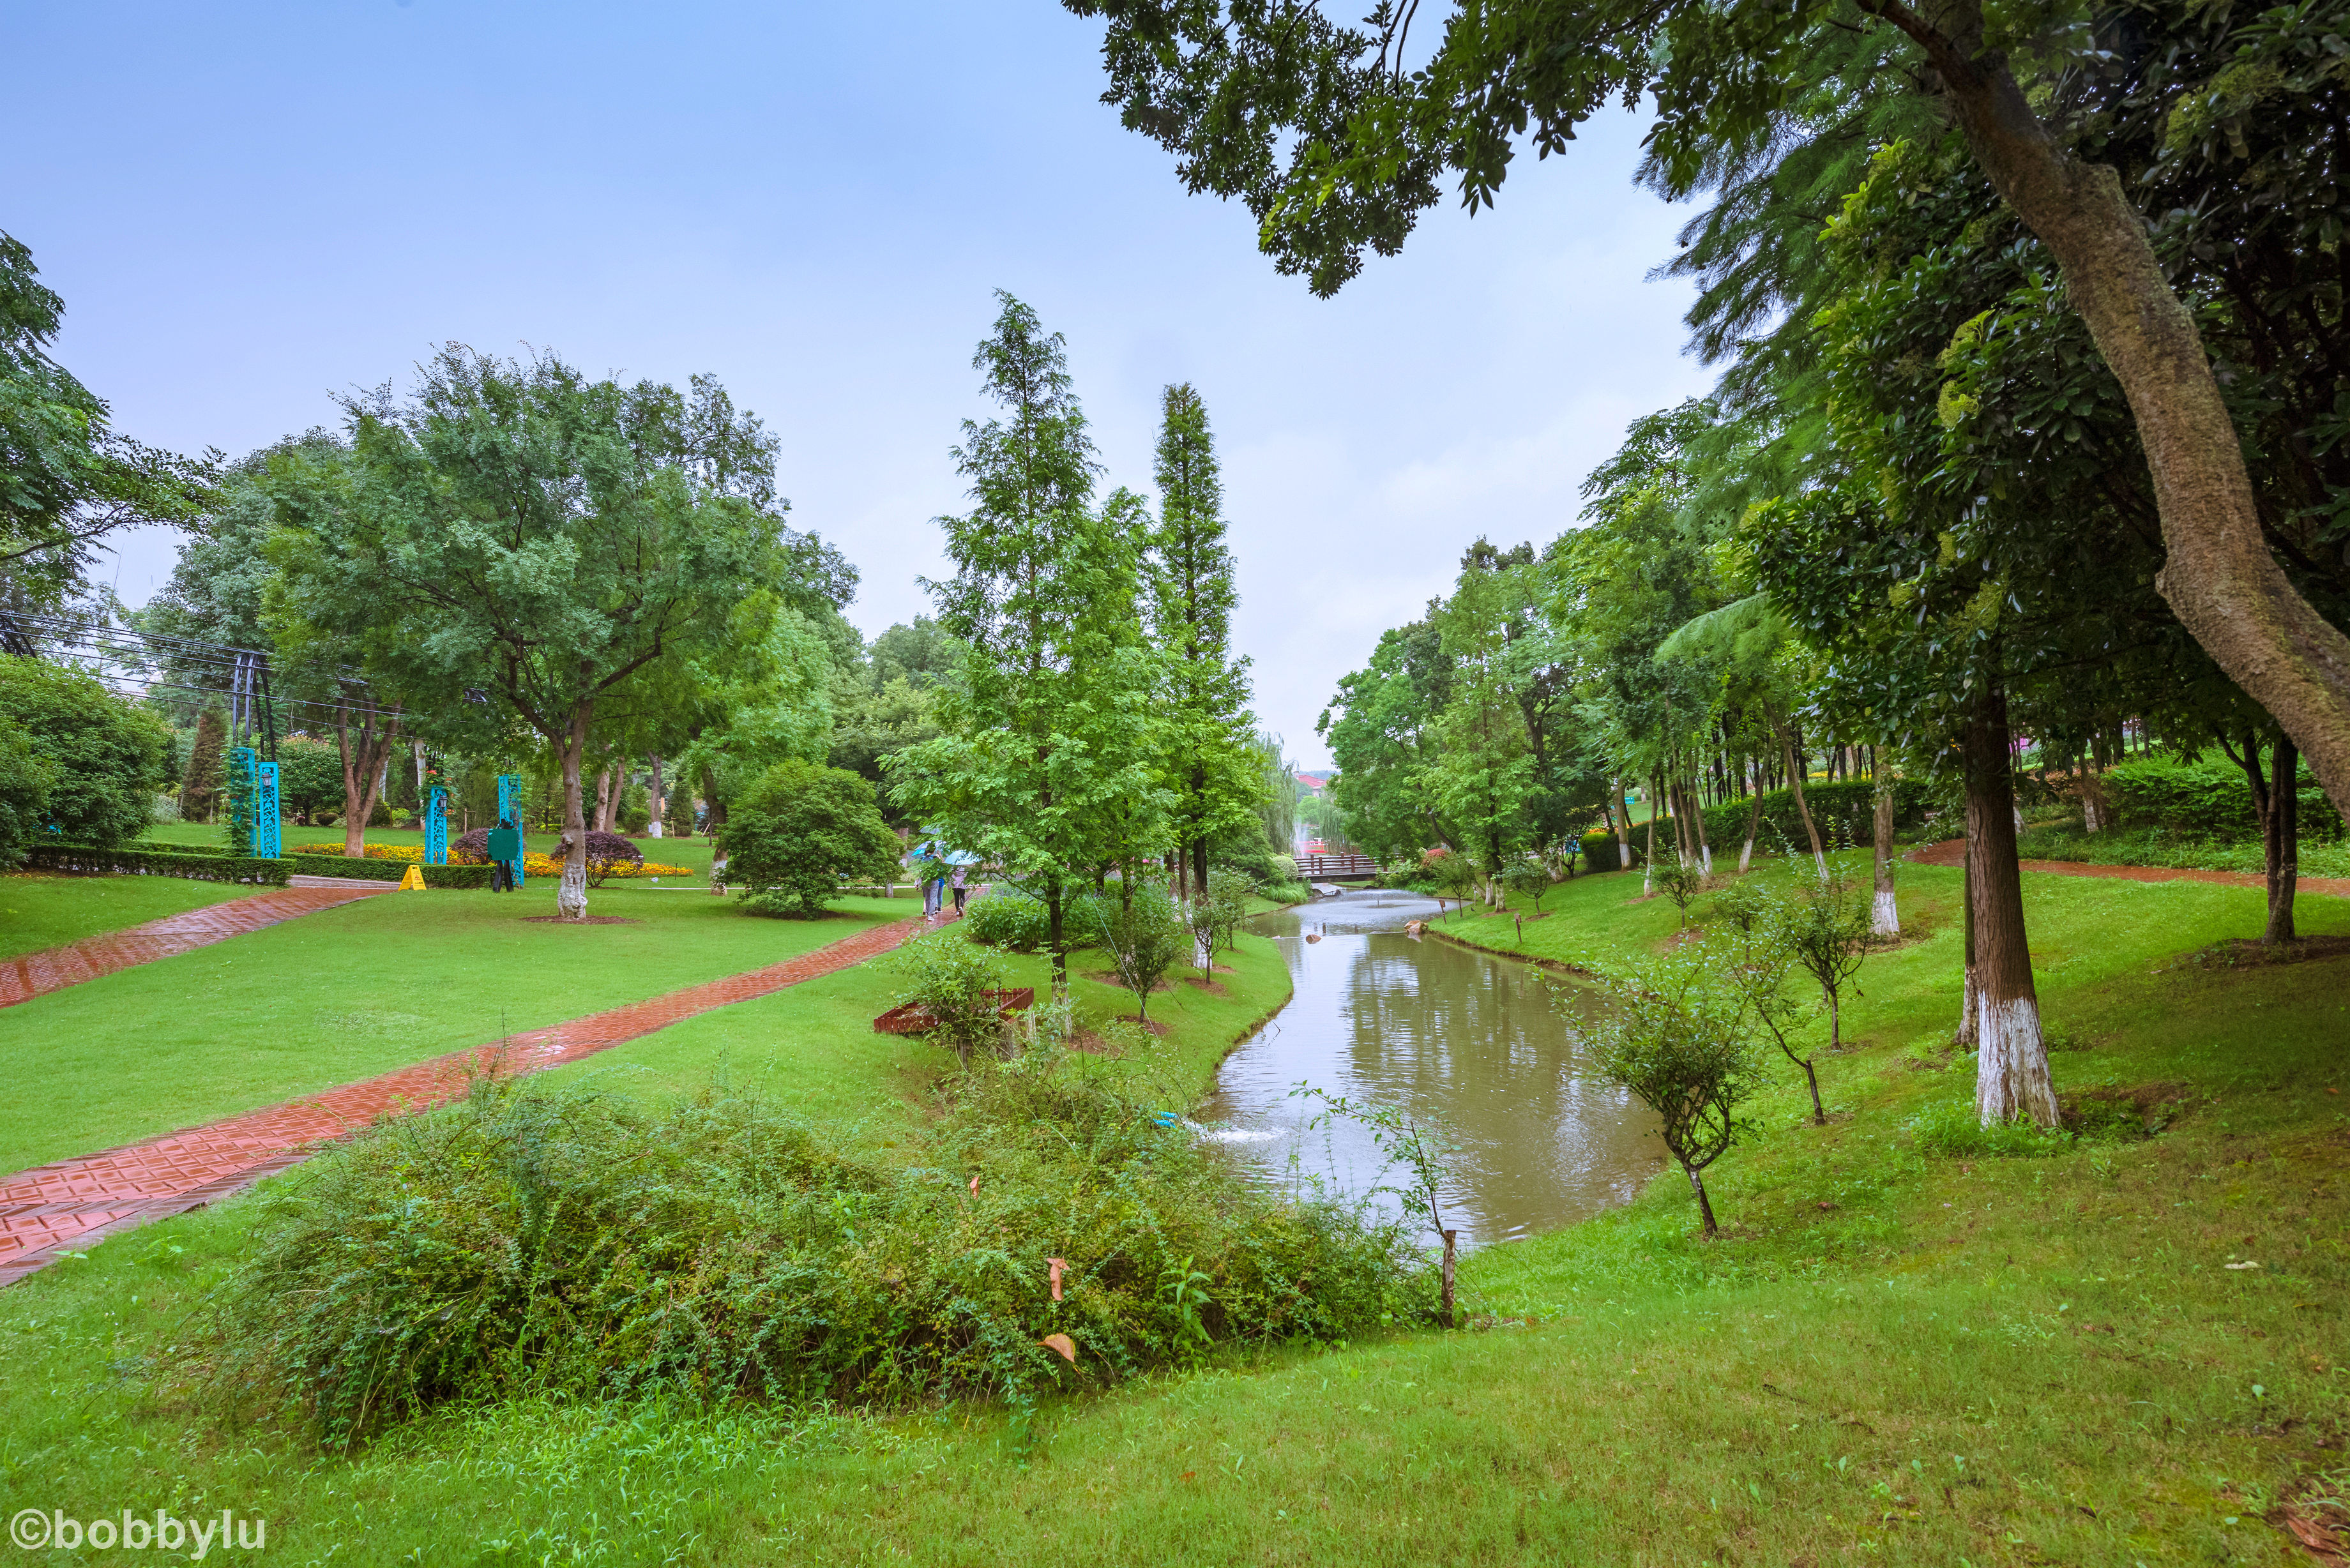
[1,884,396,1009]
[1907,838,2350,898]
[0,908,955,1286]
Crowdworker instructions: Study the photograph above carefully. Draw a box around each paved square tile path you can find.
[0,904,957,1286]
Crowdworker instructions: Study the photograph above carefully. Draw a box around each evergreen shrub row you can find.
[26,843,292,886]
[2104,754,2338,839]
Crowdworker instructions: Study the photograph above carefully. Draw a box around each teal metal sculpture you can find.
[425,787,448,865]
[228,746,281,859]
[496,774,526,887]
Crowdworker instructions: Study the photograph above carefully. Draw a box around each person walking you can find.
[950,864,967,916]
[487,817,519,893]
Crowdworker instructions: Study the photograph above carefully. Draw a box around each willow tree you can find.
[282,351,822,919]
[892,292,1167,990]
[1064,0,2350,821]
[1146,382,1259,900]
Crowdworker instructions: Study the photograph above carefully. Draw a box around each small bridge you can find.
[1294,852,1383,882]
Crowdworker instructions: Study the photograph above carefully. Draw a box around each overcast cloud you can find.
[6,1,1713,767]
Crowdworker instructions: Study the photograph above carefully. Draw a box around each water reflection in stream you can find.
[1201,887,1662,1248]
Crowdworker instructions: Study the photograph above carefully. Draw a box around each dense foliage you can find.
[210,1066,1423,1447]
[0,653,171,847]
[724,758,902,917]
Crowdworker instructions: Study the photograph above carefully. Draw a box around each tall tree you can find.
[276,349,836,918]
[1,233,216,621]
[1064,0,2350,821]
[1146,382,1259,898]
[892,293,1168,989]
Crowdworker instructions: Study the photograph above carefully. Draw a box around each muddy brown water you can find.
[1200,888,1664,1249]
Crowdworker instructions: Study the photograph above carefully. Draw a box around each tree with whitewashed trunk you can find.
[1870,750,1899,939]
[288,349,842,919]
[1962,686,2059,1127]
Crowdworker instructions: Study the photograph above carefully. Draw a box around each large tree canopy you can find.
[1063,0,2350,819]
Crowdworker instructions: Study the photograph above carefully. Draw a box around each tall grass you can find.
[206,1053,1425,1447]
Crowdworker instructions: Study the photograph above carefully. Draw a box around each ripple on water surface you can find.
[1201,888,1662,1248]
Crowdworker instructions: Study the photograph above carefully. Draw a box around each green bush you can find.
[274,735,345,823]
[1088,887,1187,1023]
[2102,753,2333,838]
[618,782,650,834]
[0,654,174,847]
[209,1067,1423,1447]
[727,759,902,917]
[962,887,1054,951]
[27,843,292,885]
[884,930,1016,1065]
[0,728,57,871]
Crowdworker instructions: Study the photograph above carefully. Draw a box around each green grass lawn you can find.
[536,931,1295,1134]
[1,856,2345,1564]
[0,871,257,960]
[0,886,907,1176]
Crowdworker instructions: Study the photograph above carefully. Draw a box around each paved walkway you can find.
[1908,838,2350,896]
[1,884,395,1009]
[0,909,957,1286]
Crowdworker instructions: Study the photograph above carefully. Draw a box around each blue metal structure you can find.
[253,759,281,859]
[425,787,448,865]
[228,746,281,859]
[497,774,526,887]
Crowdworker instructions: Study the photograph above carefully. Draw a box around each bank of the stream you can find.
[1,859,2344,1564]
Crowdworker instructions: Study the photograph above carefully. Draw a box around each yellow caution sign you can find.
[398,864,427,891]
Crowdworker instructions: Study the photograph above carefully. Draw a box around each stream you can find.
[1200,887,1662,1248]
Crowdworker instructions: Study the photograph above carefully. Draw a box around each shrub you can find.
[0,728,56,871]
[2101,752,2335,838]
[1584,965,1764,1237]
[618,783,650,834]
[725,759,902,917]
[1651,850,1708,924]
[273,735,344,824]
[454,826,644,886]
[1089,887,1187,1023]
[1501,856,1554,912]
[0,654,173,847]
[1579,829,1632,871]
[27,843,291,885]
[884,930,1016,1065]
[208,1067,1421,1447]
[963,887,1054,951]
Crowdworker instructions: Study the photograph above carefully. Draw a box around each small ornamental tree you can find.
[884,930,1014,1066]
[1204,865,1254,954]
[1651,850,1708,926]
[0,654,171,847]
[1585,966,1764,1237]
[1775,863,1873,1056]
[726,759,902,918]
[1091,885,1188,1024]
[1707,896,1828,1125]
[1501,856,1553,914]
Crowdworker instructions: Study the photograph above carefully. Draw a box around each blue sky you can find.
[7,1,1711,767]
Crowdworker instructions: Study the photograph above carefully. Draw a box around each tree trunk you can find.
[1871,757,1899,938]
[1800,1057,1824,1126]
[1963,686,2057,1127]
[1738,760,1762,876]
[1688,773,1713,875]
[2266,734,2299,944]
[333,699,399,859]
[1439,1229,1458,1329]
[1955,828,1979,1049]
[1889,4,2350,818]
[648,753,664,838]
[1642,776,1658,895]
[556,702,593,921]
[1685,1166,1719,1237]
[1777,720,1827,878]
[1046,885,1069,998]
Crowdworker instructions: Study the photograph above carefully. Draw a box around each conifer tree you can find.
[1145,383,1257,899]
[179,705,225,823]
[893,292,1168,991]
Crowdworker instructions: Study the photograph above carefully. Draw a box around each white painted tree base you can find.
[1976,995,2060,1127]
[1872,888,1899,937]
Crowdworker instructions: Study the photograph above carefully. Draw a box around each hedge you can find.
[27,843,291,886]
[2104,755,2337,839]
[282,854,497,889]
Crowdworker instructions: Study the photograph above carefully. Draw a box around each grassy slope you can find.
[534,934,1294,1135]
[4,862,2346,1565]
[0,887,905,1175]
[0,872,256,960]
